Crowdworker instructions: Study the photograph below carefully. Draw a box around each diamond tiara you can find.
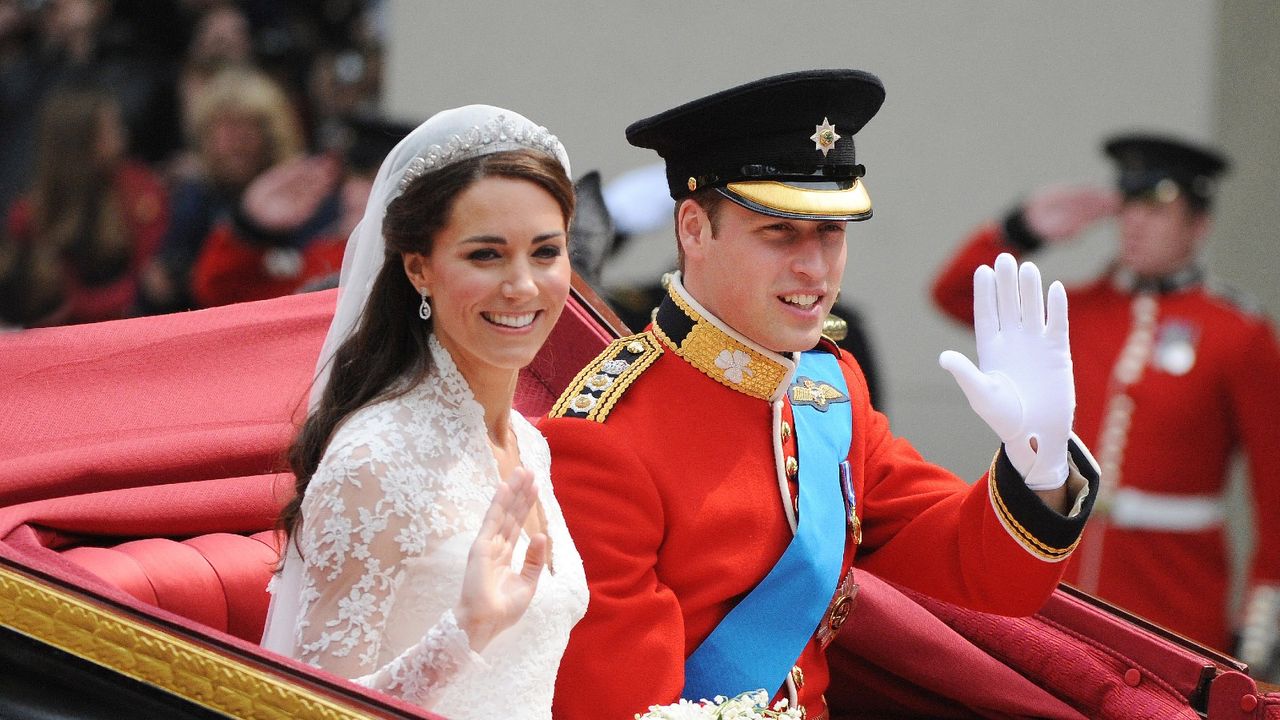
[398,114,565,191]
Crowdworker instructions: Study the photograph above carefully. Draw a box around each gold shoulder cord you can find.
[548,333,662,423]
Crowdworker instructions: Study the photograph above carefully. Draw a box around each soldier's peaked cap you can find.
[625,69,885,222]
[1103,133,1229,209]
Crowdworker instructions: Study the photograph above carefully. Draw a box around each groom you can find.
[541,69,1099,719]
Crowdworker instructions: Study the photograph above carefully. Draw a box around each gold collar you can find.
[651,273,795,402]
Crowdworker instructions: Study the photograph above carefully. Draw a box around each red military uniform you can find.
[932,223,1280,650]
[190,222,346,308]
[542,276,1099,719]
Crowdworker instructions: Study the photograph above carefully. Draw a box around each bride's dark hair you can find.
[278,149,575,547]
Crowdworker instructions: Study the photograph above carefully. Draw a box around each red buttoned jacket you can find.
[932,223,1280,649]
[541,280,1097,719]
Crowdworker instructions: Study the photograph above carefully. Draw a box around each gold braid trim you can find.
[0,564,387,719]
[547,333,662,422]
[987,452,1079,562]
[654,289,789,402]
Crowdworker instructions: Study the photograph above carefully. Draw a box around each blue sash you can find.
[682,351,851,701]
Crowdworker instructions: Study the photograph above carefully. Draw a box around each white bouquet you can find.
[634,690,803,719]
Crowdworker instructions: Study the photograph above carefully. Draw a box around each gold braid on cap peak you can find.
[548,333,662,422]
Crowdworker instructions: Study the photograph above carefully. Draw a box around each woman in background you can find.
[4,85,167,326]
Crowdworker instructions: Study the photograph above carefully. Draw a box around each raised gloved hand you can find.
[939,253,1074,491]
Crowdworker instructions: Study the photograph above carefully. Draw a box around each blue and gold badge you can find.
[789,375,848,412]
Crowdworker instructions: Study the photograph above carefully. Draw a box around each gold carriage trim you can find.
[0,564,388,719]
[651,287,790,402]
[987,452,1079,563]
[548,333,662,422]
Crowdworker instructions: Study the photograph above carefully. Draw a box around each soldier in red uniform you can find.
[541,70,1101,720]
[930,134,1280,672]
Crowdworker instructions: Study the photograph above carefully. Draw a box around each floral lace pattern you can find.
[267,335,588,717]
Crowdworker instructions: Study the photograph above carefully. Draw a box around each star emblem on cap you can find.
[810,117,841,157]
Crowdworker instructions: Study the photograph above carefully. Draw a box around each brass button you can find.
[785,456,798,479]
[829,595,852,632]
[791,664,805,689]
[626,340,645,354]
[780,420,791,442]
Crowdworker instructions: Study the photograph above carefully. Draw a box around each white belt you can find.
[1108,487,1224,531]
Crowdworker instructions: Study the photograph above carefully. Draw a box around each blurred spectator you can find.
[140,65,305,312]
[1,0,184,215]
[174,2,255,154]
[306,2,384,154]
[37,0,183,162]
[3,85,168,326]
[0,0,40,214]
[0,223,64,330]
[189,115,410,307]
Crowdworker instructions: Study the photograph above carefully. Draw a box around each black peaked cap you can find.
[625,70,886,221]
[1104,133,1229,207]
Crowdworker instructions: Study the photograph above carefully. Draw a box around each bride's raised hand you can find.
[454,467,548,652]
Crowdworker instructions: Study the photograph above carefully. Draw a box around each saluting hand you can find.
[241,154,344,234]
[454,467,548,652]
[938,253,1074,491]
[1023,184,1120,244]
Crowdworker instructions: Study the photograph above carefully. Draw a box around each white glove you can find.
[939,253,1074,491]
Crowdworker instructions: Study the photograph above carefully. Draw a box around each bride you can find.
[260,105,587,719]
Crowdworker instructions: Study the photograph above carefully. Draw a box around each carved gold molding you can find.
[0,563,398,719]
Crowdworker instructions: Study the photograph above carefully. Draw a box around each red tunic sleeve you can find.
[546,419,687,720]
[838,349,1092,616]
[1224,315,1280,588]
[930,222,1020,327]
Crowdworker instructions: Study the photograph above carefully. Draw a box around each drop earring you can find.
[418,288,432,320]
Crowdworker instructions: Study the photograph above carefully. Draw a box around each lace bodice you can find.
[261,336,588,718]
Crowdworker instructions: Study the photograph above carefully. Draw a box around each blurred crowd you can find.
[0,0,405,328]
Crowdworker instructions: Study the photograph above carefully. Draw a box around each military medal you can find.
[839,460,861,544]
[816,567,860,648]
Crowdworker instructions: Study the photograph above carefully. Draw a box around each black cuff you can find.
[1001,206,1046,252]
[990,439,1100,561]
[231,203,298,249]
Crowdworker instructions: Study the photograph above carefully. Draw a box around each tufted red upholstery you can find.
[61,531,281,642]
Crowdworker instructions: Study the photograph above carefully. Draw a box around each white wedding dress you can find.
[261,336,588,719]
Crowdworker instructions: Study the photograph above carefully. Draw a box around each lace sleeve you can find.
[292,428,486,707]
